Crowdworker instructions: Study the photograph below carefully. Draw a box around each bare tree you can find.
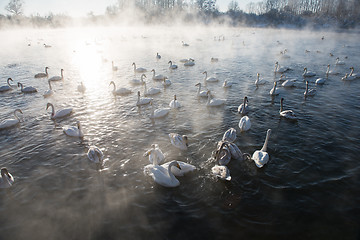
[5,0,24,15]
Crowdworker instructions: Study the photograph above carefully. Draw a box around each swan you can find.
[112,61,118,71]
[109,81,132,95]
[168,61,178,69]
[206,91,226,107]
[130,73,146,85]
[274,62,290,74]
[87,145,104,164]
[222,80,233,88]
[182,41,189,47]
[184,59,195,66]
[151,69,166,81]
[17,82,37,93]
[144,144,165,165]
[63,121,84,138]
[43,80,54,98]
[169,133,188,150]
[0,109,22,130]
[132,62,147,73]
[0,78,14,92]
[0,168,14,188]
[49,69,64,81]
[136,91,152,106]
[279,98,297,120]
[349,67,359,78]
[315,77,326,85]
[304,81,316,97]
[169,95,181,109]
[34,67,49,78]
[326,64,339,76]
[239,116,251,132]
[211,165,231,181]
[150,101,170,119]
[303,68,316,77]
[215,141,232,165]
[77,82,86,93]
[335,57,345,66]
[269,81,280,96]
[255,73,267,86]
[162,77,171,86]
[251,129,271,168]
[211,57,219,62]
[145,160,182,187]
[203,71,219,82]
[46,103,73,119]
[281,78,296,87]
[161,160,196,177]
[43,43,51,48]
[341,74,356,81]
[144,82,161,96]
[195,83,207,97]
[238,96,249,115]
[222,128,237,143]
[156,53,161,59]
[179,58,189,63]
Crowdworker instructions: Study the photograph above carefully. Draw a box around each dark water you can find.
[0,26,359,239]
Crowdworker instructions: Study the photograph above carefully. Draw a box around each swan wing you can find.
[211,165,231,181]
[161,161,196,177]
[252,150,269,168]
[222,128,237,142]
[0,119,19,129]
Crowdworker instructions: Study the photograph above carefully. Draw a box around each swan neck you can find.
[350,68,354,76]
[49,103,55,117]
[280,100,283,112]
[261,131,271,152]
[45,67,48,75]
[111,82,116,91]
[207,92,211,104]
[48,81,52,90]
[167,162,177,180]
[14,110,20,121]
[133,63,136,71]
[19,83,23,90]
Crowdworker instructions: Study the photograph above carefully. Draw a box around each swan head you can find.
[174,95,177,100]
[77,121,81,129]
[304,67,307,71]
[257,73,260,77]
[132,62,135,66]
[168,61,172,64]
[195,83,201,87]
[350,67,354,70]
[306,80,309,85]
[275,61,279,65]
[273,81,277,87]
[61,69,64,73]
[151,69,155,73]
[171,161,181,170]
[137,91,141,97]
[1,168,11,178]
[15,109,23,115]
[109,81,115,87]
[45,67,49,70]
[202,71,207,75]
[7,77,13,82]
[206,90,211,96]
[267,129,272,135]
[244,96,248,102]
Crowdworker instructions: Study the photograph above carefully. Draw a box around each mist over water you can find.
[0,26,360,239]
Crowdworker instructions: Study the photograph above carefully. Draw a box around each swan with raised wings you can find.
[304,81,316,97]
[195,83,207,97]
[169,95,181,109]
[46,103,72,120]
[63,121,84,138]
[136,91,152,106]
[280,98,296,120]
[251,129,271,168]
[0,109,22,130]
[206,91,226,107]
[109,81,132,95]
[169,133,188,150]
[144,82,161,96]
[168,61,178,69]
[238,96,249,115]
[203,71,219,83]
[43,80,54,98]
[145,160,182,187]
[34,67,49,78]
[0,78,14,92]
[239,116,251,132]
[0,168,14,188]
[130,73,146,85]
[87,146,104,164]
[151,69,166,81]
[17,82,37,93]
[132,62,146,73]
[49,69,64,81]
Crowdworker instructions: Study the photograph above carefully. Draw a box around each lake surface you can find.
[0,26,359,239]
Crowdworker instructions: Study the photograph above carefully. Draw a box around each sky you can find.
[0,0,253,17]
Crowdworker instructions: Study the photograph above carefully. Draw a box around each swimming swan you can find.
[46,103,73,120]
[251,129,271,168]
[0,78,14,92]
[146,160,182,187]
[335,57,345,66]
[109,81,132,95]
[304,81,316,97]
[169,133,188,150]
[238,96,249,115]
[143,144,165,165]
[49,69,64,81]
[269,81,279,96]
[0,109,22,130]
[280,98,297,120]
[326,64,339,76]
[34,67,49,78]
[184,59,195,66]
[136,91,152,106]
[150,101,170,119]
[195,83,207,97]
[349,67,359,78]
[274,62,290,74]
[222,80,233,88]
[162,77,171,86]
[132,62,147,73]
[239,116,251,132]
[43,80,54,97]
[303,67,316,77]
[144,82,161,96]
[151,69,166,81]
[0,168,14,188]
[203,71,219,82]
[168,61,178,69]
[255,73,267,86]
[77,82,86,93]
[156,53,161,59]
[130,73,146,85]
[63,121,84,138]
[206,91,226,107]
[112,61,118,71]
[17,82,37,93]
[169,95,181,109]
[87,146,104,164]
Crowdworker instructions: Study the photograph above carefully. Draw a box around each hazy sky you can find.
[0,0,253,17]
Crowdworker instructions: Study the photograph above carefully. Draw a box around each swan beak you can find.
[176,163,181,170]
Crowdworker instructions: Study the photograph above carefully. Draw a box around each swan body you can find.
[195,83,207,97]
[282,79,296,87]
[255,73,267,86]
[110,81,132,95]
[211,165,231,181]
[169,133,188,150]
[203,71,218,82]
[161,161,195,177]
[335,57,345,66]
[144,144,165,165]
[304,81,316,97]
[130,73,146,85]
[43,80,54,98]
[0,168,14,188]
[215,142,232,165]
[145,161,182,187]
[315,78,326,85]
[162,77,172,86]
[252,129,271,168]
[280,98,297,120]
[150,102,170,119]
[238,96,249,115]
[17,82,37,93]
[169,95,181,109]
[222,80,233,88]
[46,103,72,119]
[269,81,279,96]
[0,109,22,130]
[87,146,104,164]
[34,67,49,78]
[222,128,237,143]
[168,61,178,69]
[326,64,339,76]
[303,68,316,77]
[136,91,152,106]
[132,62,146,73]
[239,116,251,132]
[156,53,161,59]
[144,82,161,96]
[0,78,13,92]
[112,61,118,71]
[151,69,166,81]
[49,69,64,81]
[77,82,86,93]
[206,91,226,107]
[274,62,290,73]
[184,59,195,66]
[63,121,84,138]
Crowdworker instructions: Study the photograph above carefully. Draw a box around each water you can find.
[0,26,360,239]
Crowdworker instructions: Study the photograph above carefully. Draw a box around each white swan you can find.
[206,91,226,107]
[109,81,132,95]
[239,116,251,132]
[112,61,118,71]
[211,165,231,181]
[281,78,296,87]
[151,69,166,81]
[238,96,249,115]
[169,95,181,109]
[162,77,171,86]
[0,78,14,92]
[17,82,37,93]
[77,82,86,93]
[87,145,104,164]
[46,103,73,120]
[195,83,207,97]
[145,160,182,187]
[315,77,326,85]
[150,101,170,119]
[215,141,232,165]
[34,67,49,78]
[255,73,267,86]
[130,73,146,85]
[222,128,237,143]
[335,57,345,66]
[0,109,22,130]
[136,91,152,106]
[132,62,147,73]
[144,82,161,96]
[169,133,188,150]
[168,61,178,69]
[63,121,84,138]
[203,71,219,82]
[43,80,54,98]
[341,73,356,81]
[280,98,297,120]
[326,64,339,76]
[252,129,271,168]
[161,160,196,177]
[302,67,316,77]
[184,59,195,66]
[182,41,189,47]
[156,53,161,60]
[211,57,219,62]
[0,168,14,188]
[49,69,64,81]
[274,62,290,74]
[269,81,279,96]
[144,144,165,165]
[304,81,316,97]
[222,80,233,88]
